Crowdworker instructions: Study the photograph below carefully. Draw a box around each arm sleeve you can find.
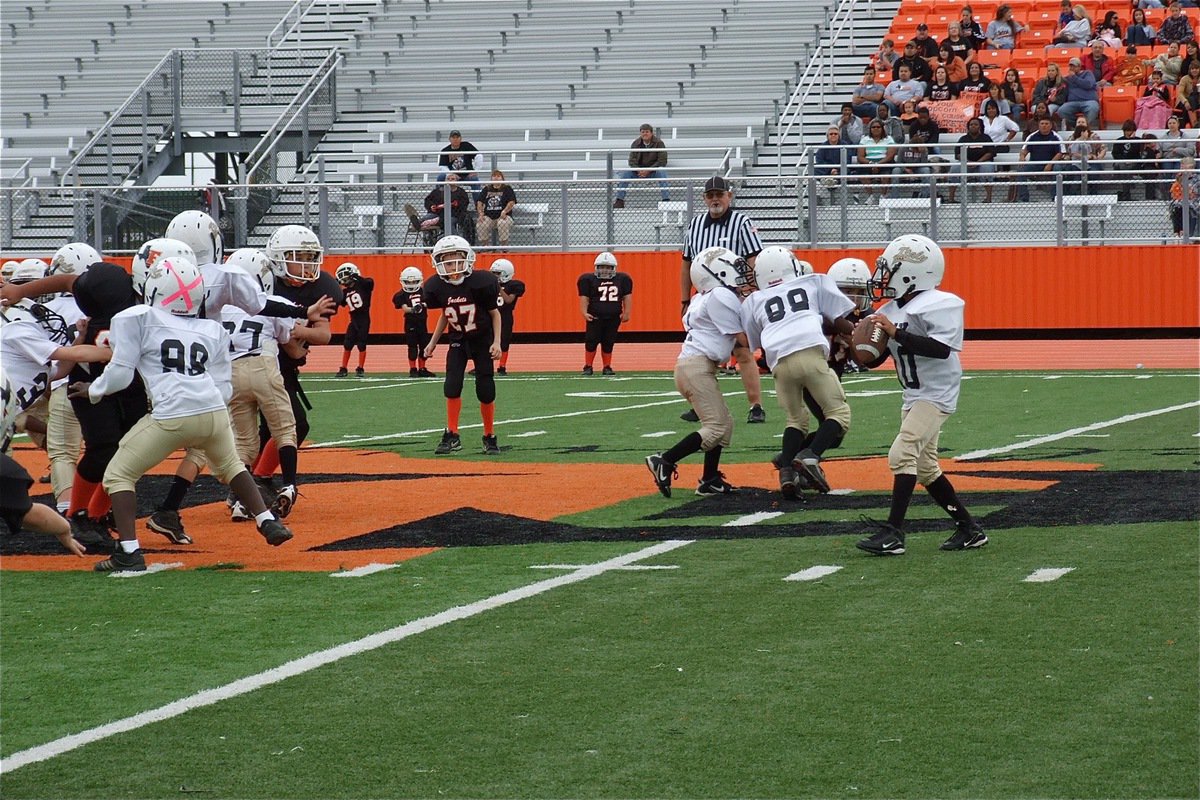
[261,298,308,319]
[893,329,953,359]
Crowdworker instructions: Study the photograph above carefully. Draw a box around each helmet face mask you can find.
[165,210,223,265]
[828,257,874,312]
[144,256,204,316]
[266,225,324,284]
[335,262,361,286]
[691,246,753,294]
[399,266,424,292]
[594,251,618,279]
[871,234,945,301]
[133,238,196,297]
[490,258,514,283]
[431,235,475,285]
[2,299,72,346]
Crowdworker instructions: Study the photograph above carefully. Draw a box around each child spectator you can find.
[1125,8,1158,46]
[393,266,434,378]
[875,38,899,72]
[1113,45,1150,86]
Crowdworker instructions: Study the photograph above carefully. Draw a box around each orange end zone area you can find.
[304,339,1200,373]
[2,446,1098,573]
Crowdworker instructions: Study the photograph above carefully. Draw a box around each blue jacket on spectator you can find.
[1065,69,1097,102]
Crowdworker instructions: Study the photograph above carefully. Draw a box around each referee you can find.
[681,175,766,423]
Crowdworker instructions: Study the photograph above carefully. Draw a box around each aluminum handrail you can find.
[245,49,341,178]
[58,49,175,188]
[267,0,317,52]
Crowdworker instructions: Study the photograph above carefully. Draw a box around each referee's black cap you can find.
[703,175,731,193]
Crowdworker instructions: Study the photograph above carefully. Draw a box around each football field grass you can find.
[1,367,1197,799]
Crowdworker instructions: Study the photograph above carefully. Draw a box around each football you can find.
[851,317,890,365]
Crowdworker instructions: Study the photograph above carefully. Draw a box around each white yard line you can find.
[955,401,1200,461]
[507,430,547,438]
[109,562,183,578]
[0,539,694,773]
[1023,567,1075,583]
[640,431,678,438]
[529,564,679,571]
[784,565,843,582]
[330,563,401,578]
[723,512,784,527]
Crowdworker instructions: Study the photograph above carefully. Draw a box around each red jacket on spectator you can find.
[1081,51,1116,85]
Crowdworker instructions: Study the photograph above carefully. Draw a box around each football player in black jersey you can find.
[393,266,434,377]
[422,235,502,455]
[577,251,633,375]
[489,257,525,375]
[253,225,342,494]
[334,261,374,377]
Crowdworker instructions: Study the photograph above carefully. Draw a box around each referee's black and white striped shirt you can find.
[681,207,764,264]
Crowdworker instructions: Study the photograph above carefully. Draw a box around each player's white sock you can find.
[254,510,274,526]
[57,501,69,514]
[119,539,140,554]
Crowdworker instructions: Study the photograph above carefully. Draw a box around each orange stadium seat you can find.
[895,13,928,28]
[1101,85,1137,127]
[927,13,956,31]
[1012,48,1044,70]
[1022,29,1054,48]
[1045,47,1082,64]
[978,49,1013,68]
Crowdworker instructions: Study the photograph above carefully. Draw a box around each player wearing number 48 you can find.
[854,234,988,557]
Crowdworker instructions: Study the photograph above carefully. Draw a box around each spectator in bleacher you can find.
[909,105,944,150]
[1181,40,1200,74]
[1114,45,1150,85]
[952,116,997,202]
[613,123,670,208]
[1158,2,1195,44]
[1160,115,1199,168]
[1016,116,1066,200]
[1142,133,1166,200]
[912,23,941,59]
[1001,68,1028,120]
[1125,8,1158,46]
[1027,101,1058,133]
[475,170,517,249]
[885,65,926,114]
[1174,62,1200,125]
[1058,57,1101,130]
[890,129,934,197]
[1082,41,1117,87]
[855,120,897,203]
[421,173,473,241]
[1033,63,1069,118]
[875,38,899,72]
[1168,156,1200,238]
[1143,67,1174,102]
[899,99,920,127]
[438,130,480,186]
[1055,0,1075,32]
[1093,11,1124,48]
[959,60,993,95]
[982,98,1022,151]
[1056,117,1108,192]
[1112,120,1145,200]
[986,4,1027,50]
[815,127,851,187]
[959,5,988,50]
[874,104,907,143]
[893,41,933,85]
[1147,41,1185,84]
[834,103,865,145]
[943,22,978,63]
[851,66,886,119]
[1050,5,1092,48]
[928,65,960,101]
[930,43,968,83]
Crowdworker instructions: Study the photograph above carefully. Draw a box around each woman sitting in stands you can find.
[1093,11,1123,48]
[1051,5,1093,48]
[986,4,1027,50]
[959,60,993,95]
[1057,116,1108,182]
[980,83,1014,119]
[1124,8,1157,47]
[1000,67,1027,120]
[927,66,960,101]
[1032,63,1068,119]
[1175,62,1200,127]
[855,119,898,204]
[929,43,968,84]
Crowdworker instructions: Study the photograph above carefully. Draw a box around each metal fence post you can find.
[318,155,328,246]
[441,180,452,233]
[958,148,968,241]
[928,173,938,241]
[1055,174,1065,246]
[605,151,614,247]
[92,190,103,251]
[560,183,569,251]
[172,51,183,156]
[233,50,242,131]
[234,186,247,249]
[376,156,384,209]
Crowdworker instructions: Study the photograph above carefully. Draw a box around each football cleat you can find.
[258,517,293,547]
[496,366,507,375]
[336,367,348,378]
[601,365,615,376]
[856,517,906,556]
[680,408,700,423]
[272,484,298,519]
[70,512,116,554]
[434,429,462,455]
[582,365,594,376]
[482,435,500,455]
[147,510,193,545]
[645,454,677,498]
[696,472,738,495]
[792,449,830,493]
[230,501,251,523]
[355,367,365,377]
[94,548,147,573]
[940,521,988,551]
[417,368,436,377]
[771,453,804,500]
[747,404,767,424]
[409,368,420,377]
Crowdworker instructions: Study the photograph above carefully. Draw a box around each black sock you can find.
[888,474,918,529]
[781,426,806,464]
[807,418,845,457]
[279,446,298,486]
[702,446,722,480]
[925,475,972,524]
[662,432,703,465]
[160,476,192,512]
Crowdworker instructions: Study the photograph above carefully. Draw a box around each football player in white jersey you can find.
[645,247,753,498]
[854,234,986,556]
[741,246,856,498]
[68,256,294,572]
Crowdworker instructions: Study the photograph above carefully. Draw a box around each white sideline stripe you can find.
[784,565,843,582]
[955,401,1200,461]
[307,382,412,395]
[641,430,677,438]
[828,488,856,495]
[507,430,546,438]
[109,562,183,578]
[330,563,400,578]
[1024,567,1075,583]
[0,539,694,773]
[1015,433,1110,439]
[529,564,678,571]
[723,512,784,527]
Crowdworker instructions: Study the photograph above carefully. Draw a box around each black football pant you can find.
[499,314,515,353]
[70,382,149,484]
[585,316,621,354]
[0,452,34,534]
[343,318,370,352]
[405,326,431,362]
[444,337,495,403]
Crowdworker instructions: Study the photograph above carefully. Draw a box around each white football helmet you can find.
[490,258,514,283]
[872,234,945,301]
[144,255,204,316]
[225,248,275,295]
[49,242,102,277]
[753,246,810,289]
[165,210,223,266]
[594,251,618,279]
[266,224,323,284]
[10,259,53,302]
[335,262,361,286]
[1,260,19,284]
[133,238,196,296]
[399,266,424,292]
[690,246,753,293]
[431,235,475,285]
[827,257,874,312]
